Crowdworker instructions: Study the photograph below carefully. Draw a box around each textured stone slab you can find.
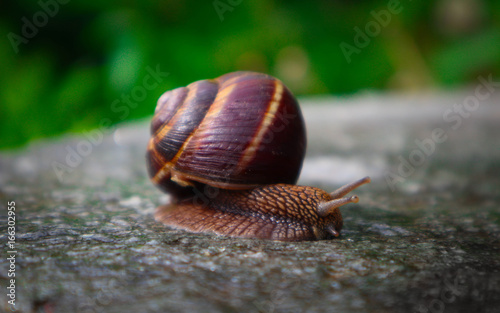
[1,91,499,312]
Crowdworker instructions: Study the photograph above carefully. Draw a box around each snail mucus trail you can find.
[146,71,370,241]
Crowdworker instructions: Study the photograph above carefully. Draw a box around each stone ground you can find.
[1,90,499,313]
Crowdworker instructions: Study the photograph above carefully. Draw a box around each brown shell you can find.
[155,184,343,241]
[146,71,306,198]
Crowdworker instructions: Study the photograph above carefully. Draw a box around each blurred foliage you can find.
[1,0,499,149]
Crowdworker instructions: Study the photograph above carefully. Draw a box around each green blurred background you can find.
[1,0,499,149]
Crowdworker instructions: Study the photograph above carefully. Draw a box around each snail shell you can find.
[146,71,306,199]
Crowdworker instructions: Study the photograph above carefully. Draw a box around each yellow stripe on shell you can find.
[153,83,199,142]
[236,80,283,173]
[152,82,238,186]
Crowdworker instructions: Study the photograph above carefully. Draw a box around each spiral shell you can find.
[146,71,306,198]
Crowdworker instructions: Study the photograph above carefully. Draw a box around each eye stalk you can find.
[317,176,371,217]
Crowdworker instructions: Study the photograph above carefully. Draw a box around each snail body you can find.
[147,71,370,241]
[156,179,370,241]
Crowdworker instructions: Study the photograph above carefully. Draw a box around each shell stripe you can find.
[152,88,188,136]
[153,84,198,146]
[236,80,283,173]
[150,85,201,184]
[199,81,237,126]
[151,85,200,184]
[152,82,238,186]
[147,137,167,180]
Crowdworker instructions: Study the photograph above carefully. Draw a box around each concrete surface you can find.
[1,89,499,312]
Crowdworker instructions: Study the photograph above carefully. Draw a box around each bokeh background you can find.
[1,0,499,149]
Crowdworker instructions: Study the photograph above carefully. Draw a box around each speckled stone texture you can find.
[1,91,499,313]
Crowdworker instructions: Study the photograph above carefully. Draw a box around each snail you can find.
[146,71,370,241]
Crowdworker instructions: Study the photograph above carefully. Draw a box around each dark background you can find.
[1,0,499,149]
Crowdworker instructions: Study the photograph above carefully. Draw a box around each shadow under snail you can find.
[146,71,370,241]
